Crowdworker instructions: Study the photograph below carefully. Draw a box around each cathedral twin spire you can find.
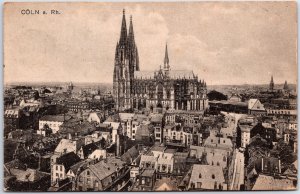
[116,9,139,71]
[119,9,135,49]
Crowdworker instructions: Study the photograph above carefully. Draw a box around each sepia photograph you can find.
[3,1,298,191]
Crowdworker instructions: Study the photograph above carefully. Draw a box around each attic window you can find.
[87,170,90,176]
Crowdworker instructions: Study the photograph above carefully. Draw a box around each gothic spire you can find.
[271,75,274,83]
[128,15,135,48]
[136,47,140,71]
[115,42,119,60]
[164,43,169,69]
[284,80,288,90]
[119,9,127,46]
[270,75,274,90]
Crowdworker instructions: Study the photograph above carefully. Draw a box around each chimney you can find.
[261,158,264,172]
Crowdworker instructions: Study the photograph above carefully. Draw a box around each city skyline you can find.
[4,2,297,85]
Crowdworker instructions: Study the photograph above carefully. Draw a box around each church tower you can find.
[113,10,139,111]
[269,75,274,91]
[283,80,289,90]
[163,43,170,71]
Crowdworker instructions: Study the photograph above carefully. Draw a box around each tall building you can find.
[113,10,208,112]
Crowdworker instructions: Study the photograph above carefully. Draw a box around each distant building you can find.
[248,99,266,115]
[228,93,242,102]
[39,115,71,134]
[4,108,21,130]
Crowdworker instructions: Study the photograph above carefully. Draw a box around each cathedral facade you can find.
[113,10,208,112]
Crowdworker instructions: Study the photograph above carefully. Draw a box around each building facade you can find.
[113,10,208,112]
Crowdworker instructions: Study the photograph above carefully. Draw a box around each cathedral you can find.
[113,10,208,112]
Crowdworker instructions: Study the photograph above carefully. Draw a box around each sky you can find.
[4,2,297,85]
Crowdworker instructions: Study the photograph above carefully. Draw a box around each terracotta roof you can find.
[121,146,139,164]
[54,139,77,153]
[88,157,125,181]
[140,155,157,164]
[40,115,71,122]
[151,145,166,152]
[9,168,49,182]
[80,143,99,158]
[119,113,135,121]
[252,175,296,190]
[56,152,81,172]
[141,169,155,177]
[189,164,225,190]
[154,177,179,191]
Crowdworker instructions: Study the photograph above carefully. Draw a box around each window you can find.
[94,180,99,188]
[199,173,202,178]
[197,182,202,188]
[56,166,58,171]
[212,174,215,179]
[87,178,91,184]
[60,166,62,171]
[87,170,90,176]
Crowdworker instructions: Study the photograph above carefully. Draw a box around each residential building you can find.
[187,164,227,190]
[75,157,128,191]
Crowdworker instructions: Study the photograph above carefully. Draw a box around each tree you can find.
[207,90,227,101]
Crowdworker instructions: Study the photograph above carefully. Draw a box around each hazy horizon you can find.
[4,2,297,85]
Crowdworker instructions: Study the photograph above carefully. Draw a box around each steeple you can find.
[283,80,289,90]
[164,43,169,69]
[119,9,127,46]
[128,15,135,48]
[270,75,274,91]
